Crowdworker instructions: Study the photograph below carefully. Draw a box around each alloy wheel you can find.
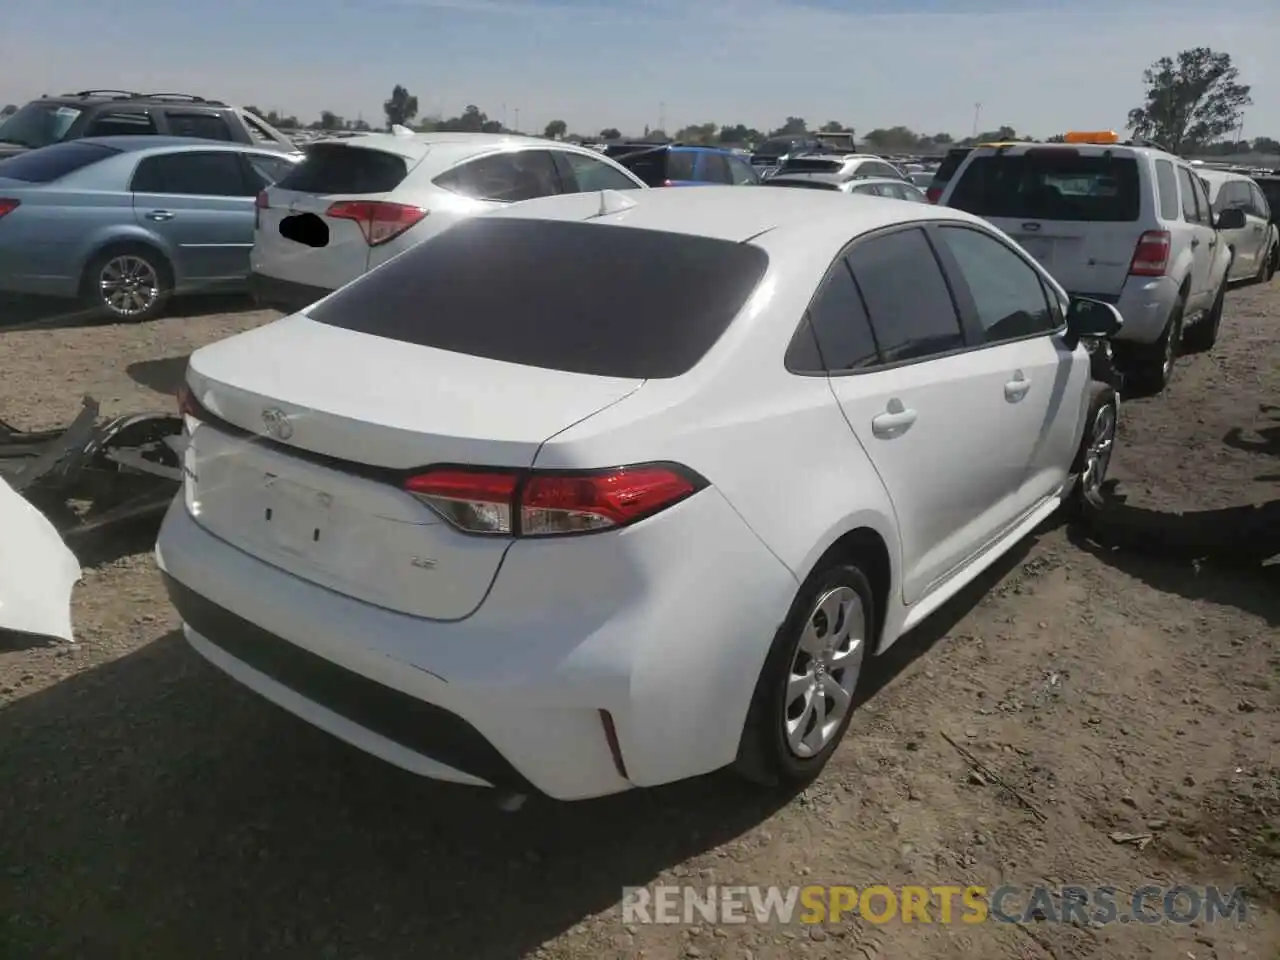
[1081,401,1116,503]
[783,586,865,758]
[99,255,160,318]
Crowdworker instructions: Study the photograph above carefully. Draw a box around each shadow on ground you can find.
[0,294,258,332]
[126,354,191,396]
[0,529,1038,958]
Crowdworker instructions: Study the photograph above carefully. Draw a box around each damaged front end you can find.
[0,396,183,642]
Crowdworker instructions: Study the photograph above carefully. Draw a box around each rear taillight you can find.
[1129,230,1171,277]
[254,190,268,228]
[0,198,20,218]
[176,382,210,426]
[662,179,674,187]
[404,463,706,537]
[326,200,428,246]
[925,187,942,204]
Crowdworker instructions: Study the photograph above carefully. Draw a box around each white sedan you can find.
[157,186,1122,801]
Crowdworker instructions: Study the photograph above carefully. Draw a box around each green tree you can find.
[864,126,922,151]
[383,84,419,129]
[718,123,762,145]
[544,119,567,140]
[819,120,849,133]
[769,117,807,137]
[318,110,342,130]
[1045,133,1067,143]
[1126,47,1251,153]
[648,128,668,141]
[1252,136,1280,154]
[674,122,718,144]
[599,127,621,140]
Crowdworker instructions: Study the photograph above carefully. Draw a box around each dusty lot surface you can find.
[1,287,1278,960]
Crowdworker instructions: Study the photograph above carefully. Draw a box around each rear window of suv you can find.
[948,149,1141,222]
[276,144,408,194]
[307,217,770,379]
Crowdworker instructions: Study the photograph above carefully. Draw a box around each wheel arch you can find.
[78,233,177,296]
[794,515,899,654]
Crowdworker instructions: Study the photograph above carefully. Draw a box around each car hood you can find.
[0,477,81,642]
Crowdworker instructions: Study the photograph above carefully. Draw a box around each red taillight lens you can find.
[925,187,942,204]
[1129,229,1171,277]
[326,200,428,246]
[404,463,705,537]
[662,179,674,187]
[176,382,210,433]
[254,190,268,229]
[0,198,20,218]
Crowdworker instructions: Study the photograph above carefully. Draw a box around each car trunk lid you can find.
[182,316,643,619]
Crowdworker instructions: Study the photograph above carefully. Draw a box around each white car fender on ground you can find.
[0,477,81,642]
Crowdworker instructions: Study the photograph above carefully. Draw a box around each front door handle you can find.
[1190,238,1200,248]
[871,399,918,438]
[1004,373,1032,402]
[145,210,175,222]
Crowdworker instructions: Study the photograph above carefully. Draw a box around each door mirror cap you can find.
[1216,207,1246,231]
[1066,297,1123,341]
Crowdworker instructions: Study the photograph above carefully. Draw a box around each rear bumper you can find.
[249,271,331,314]
[155,488,796,800]
[1072,276,1179,345]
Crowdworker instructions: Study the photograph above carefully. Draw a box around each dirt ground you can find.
[0,286,1277,960]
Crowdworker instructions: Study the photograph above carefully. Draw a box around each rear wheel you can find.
[734,561,874,787]
[1260,242,1278,284]
[81,245,172,322]
[1183,272,1227,354]
[1122,293,1184,394]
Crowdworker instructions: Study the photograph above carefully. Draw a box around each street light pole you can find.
[972,102,982,137]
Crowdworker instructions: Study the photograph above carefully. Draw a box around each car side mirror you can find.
[1065,297,1123,345]
[1215,207,1246,231]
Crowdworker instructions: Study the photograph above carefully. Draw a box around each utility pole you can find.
[514,108,520,133]
[502,103,507,129]
[659,101,665,134]
[972,102,982,137]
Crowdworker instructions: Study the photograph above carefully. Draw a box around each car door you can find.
[930,222,1087,511]
[821,226,1033,604]
[1176,165,1215,307]
[130,150,258,284]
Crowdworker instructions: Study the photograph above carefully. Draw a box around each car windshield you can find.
[307,217,770,379]
[0,102,83,149]
[948,150,1141,222]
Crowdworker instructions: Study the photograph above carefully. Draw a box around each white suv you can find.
[249,131,647,313]
[941,135,1240,392]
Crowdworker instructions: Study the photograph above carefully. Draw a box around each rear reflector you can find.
[0,198,20,218]
[404,463,707,537]
[326,200,428,246]
[1129,230,1171,277]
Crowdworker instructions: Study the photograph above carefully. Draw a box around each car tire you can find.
[80,245,172,323]
[734,560,874,788]
[1260,242,1278,284]
[1123,292,1185,394]
[1182,272,1227,354]
[1066,384,1118,515]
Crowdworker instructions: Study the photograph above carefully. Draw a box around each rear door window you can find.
[434,150,561,202]
[306,217,769,379]
[131,151,255,196]
[615,149,667,186]
[277,144,408,194]
[1176,166,1205,224]
[727,156,759,185]
[0,140,118,183]
[245,153,297,187]
[1154,159,1180,221]
[845,227,965,363]
[700,152,732,184]
[666,151,696,181]
[936,226,1055,343]
[83,111,157,137]
[949,150,1141,222]
[164,112,235,141]
[795,260,879,372]
[1248,183,1271,221]
[551,151,640,192]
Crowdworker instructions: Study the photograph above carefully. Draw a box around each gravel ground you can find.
[1,286,1278,960]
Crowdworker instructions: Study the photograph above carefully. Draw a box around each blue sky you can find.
[4,0,1277,140]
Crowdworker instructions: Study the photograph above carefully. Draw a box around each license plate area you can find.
[263,474,332,556]
[279,212,329,248]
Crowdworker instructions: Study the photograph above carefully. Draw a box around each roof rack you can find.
[63,89,140,100]
[133,92,228,106]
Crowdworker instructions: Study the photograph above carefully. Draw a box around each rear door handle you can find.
[1004,373,1032,402]
[145,210,175,222]
[871,402,918,438]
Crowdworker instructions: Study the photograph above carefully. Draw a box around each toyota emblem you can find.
[261,407,294,440]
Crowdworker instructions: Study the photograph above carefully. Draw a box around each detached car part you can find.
[0,476,81,642]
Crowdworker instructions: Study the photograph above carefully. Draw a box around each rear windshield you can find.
[764,179,840,191]
[616,149,667,186]
[781,157,842,173]
[948,151,1141,222]
[931,148,971,185]
[307,217,770,379]
[0,140,118,183]
[0,102,82,150]
[276,143,408,194]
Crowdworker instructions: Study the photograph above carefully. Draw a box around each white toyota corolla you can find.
[157,186,1122,801]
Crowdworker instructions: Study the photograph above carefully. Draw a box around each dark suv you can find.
[0,91,298,159]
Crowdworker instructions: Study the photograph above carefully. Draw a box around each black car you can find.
[0,91,298,159]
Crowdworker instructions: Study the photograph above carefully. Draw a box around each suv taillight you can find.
[254,190,268,229]
[925,186,942,204]
[1129,230,1171,277]
[403,463,706,537]
[0,198,20,219]
[326,200,428,246]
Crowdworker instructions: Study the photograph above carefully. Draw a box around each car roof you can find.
[490,182,979,247]
[307,130,576,162]
[1196,168,1250,184]
[74,135,264,154]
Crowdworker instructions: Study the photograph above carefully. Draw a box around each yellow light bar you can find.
[1064,130,1119,144]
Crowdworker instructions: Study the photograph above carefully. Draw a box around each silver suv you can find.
[941,134,1239,393]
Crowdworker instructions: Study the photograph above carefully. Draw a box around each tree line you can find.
[6,47,1262,155]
